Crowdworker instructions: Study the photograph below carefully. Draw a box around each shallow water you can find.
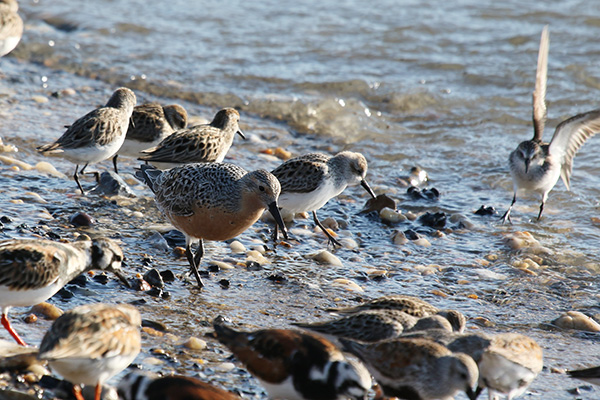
[2,0,600,398]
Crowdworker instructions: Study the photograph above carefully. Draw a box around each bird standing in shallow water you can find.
[138,107,245,169]
[0,0,23,58]
[37,87,137,195]
[272,151,376,246]
[502,26,600,223]
[136,162,288,288]
[38,303,141,400]
[0,237,128,346]
[213,317,372,400]
[112,102,188,174]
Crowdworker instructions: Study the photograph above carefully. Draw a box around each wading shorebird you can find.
[502,26,600,223]
[271,151,376,246]
[38,303,141,400]
[138,107,245,169]
[213,317,372,400]
[38,87,137,194]
[0,237,128,346]
[0,0,23,58]
[136,162,288,288]
[112,102,188,174]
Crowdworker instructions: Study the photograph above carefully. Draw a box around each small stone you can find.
[230,240,246,254]
[413,238,432,247]
[24,314,37,324]
[30,302,63,320]
[35,162,66,178]
[393,231,408,245]
[360,194,396,214]
[143,269,164,288]
[89,171,135,197]
[475,205,496,216]
[331,279,364,292]
[183,337,207,351]
[321,217,339,231]
[419,212,446,229]
[208,260,235,270]
[173,247,186,257]
[32,95,49,103]
[219,279,230,289]
[246,261,263,271]
[159,270,176,282]
[246,250,268,265]
[552,311,600,332]
[0,155,33,170]
[312,250,343,266]
[215,362,236,372]
[147,232,170,252]
[142,319,167,331]
[132,278,152,291]
[69,212,95,227]
[380,207,406,223]
[274,147,292,160]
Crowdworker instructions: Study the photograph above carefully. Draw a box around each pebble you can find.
[209,260,235,270]
[0,155,33,170]
[23,314,37,324]
[331,278,364,292]
[89,171,136,197]
[419,212,446,229]
[143,269,164,288]
[148,232,170,252]
[474,205,496,216]
[69,212,95,227]
[360,194,396,214]
[215,362,236,372]
[35,161,66,178]
[502,231,552,255]
[230,240,246,254]
[246,250,268,265]
[311,250,343,266]
[393,230,409,245]
[30,302,63,320]
[338,237,359,250]
[183,337,207,351]
[0,137,18,153]
[380,207,407,223]
[31,95,49,103]
[552,311,600,332]
[321,217,339,231]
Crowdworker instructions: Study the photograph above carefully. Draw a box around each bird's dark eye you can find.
[259,185,265,192]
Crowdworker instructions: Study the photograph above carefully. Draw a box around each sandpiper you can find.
[271,151,376,246]
[340,337,478,400]
[474,333,543,400]
[37,87,136,195]
[138,107,245,169]
[118,372,242,400]
[400,330,542,400]
[294,309,453,343]
[112,103,188,174]
[0,237,128,346]
[326,295,466,333]
[136,163,288,288]
[213,317,372,400]
[0,0,23,58]
[38,303,141,400]
[502,26,600,222]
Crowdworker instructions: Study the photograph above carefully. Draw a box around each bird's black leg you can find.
[500,193,516,224]
[73,164,86,195]
[112,155,119,174]
[185,241,204,288]
[313,211,342,247]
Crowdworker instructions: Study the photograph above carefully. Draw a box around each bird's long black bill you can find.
[237,129,246,140]
[268,201,288,240]
[360,179,376,199]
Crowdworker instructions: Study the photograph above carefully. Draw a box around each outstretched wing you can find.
[548,109,600,190]
[532,26,549,141]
